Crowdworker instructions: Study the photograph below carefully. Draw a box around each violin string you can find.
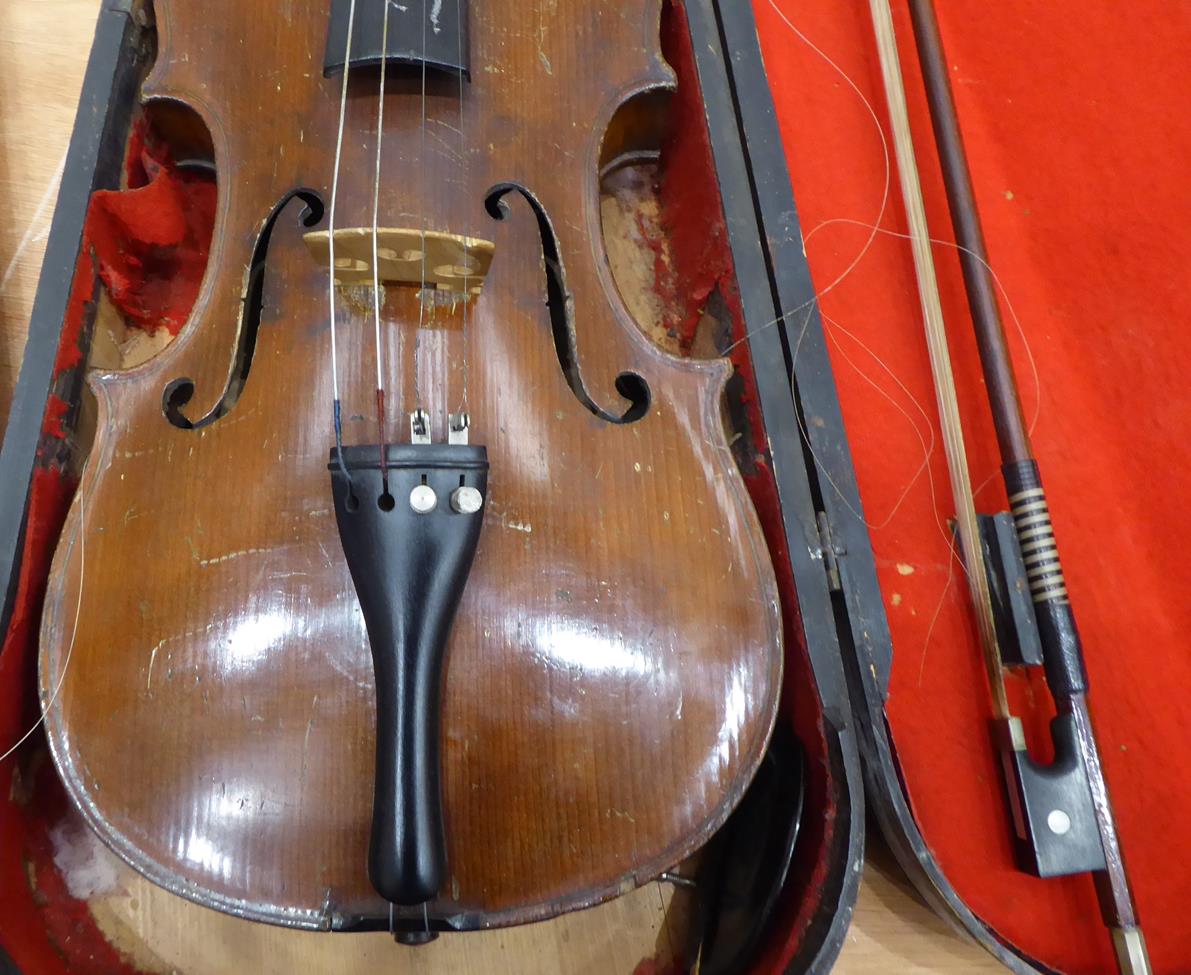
[787,297,952,556]
[763,1,1041,684]
[0,488,85,766]
[456,0,470,416]
[743,0,891,341]
[821,309,961,685]
[819,312,938,532]
[803,219,1042,437]
[414,0,430,420]
[328,0,359,479]
[918,538,958,686]
[737,0,1044,464]
[371,0,393,489]
[723,215,1042,440]
[759,12,945,554]
[753,0,1041,528]
[785,224,1042,526]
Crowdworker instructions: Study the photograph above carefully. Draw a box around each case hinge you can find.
[816,510,844,593]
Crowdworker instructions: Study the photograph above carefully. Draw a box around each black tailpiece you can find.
[329,442,488,906]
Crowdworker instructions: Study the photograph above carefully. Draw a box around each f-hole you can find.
[163,189,325,429]
[484,183,650,424]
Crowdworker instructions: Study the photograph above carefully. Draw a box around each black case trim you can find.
[686,2,867,971]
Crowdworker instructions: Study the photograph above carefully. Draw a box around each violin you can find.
[38,0,782,931]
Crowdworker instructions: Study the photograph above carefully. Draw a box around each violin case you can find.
[1,1,1184,973]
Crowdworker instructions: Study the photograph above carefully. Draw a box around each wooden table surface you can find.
[0,2,1006,972]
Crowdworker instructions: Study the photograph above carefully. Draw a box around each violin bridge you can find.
[304,228,494,294]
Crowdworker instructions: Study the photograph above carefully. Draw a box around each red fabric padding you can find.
[0,117,215,974]
[87,124,216,336]
[753,1,1191,972]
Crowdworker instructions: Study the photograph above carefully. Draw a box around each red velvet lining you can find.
[88,124,216,336]
[0,118,214,974]
[753,1,1191,971]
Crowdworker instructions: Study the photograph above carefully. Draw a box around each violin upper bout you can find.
[141,0,328,113]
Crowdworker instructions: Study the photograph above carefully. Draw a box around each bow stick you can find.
[866,1,1150,971]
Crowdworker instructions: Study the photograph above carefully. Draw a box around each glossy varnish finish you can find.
[38,0,782,928]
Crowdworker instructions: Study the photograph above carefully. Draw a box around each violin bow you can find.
[866,1,1150,971]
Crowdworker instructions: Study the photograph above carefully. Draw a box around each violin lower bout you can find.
[39,351,783,929]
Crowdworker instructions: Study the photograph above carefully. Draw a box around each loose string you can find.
[0,489,85,765]
[751,1,1041,530]
[805,218,1041,437]
[819,311,937,533]
[328,0,359,481]
[741,2,1040,454]
[764,0,1042,694]
[821,310,960,684]
[371,0,394,488]
[784,223,1041,531]
[757,0,1040,534]
[756,0,891,328]
[820,304,963,687]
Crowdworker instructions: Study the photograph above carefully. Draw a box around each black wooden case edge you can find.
[686,2,865,971]
[0,2,147,971]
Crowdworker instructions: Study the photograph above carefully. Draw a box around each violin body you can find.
[39,0,782,928]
